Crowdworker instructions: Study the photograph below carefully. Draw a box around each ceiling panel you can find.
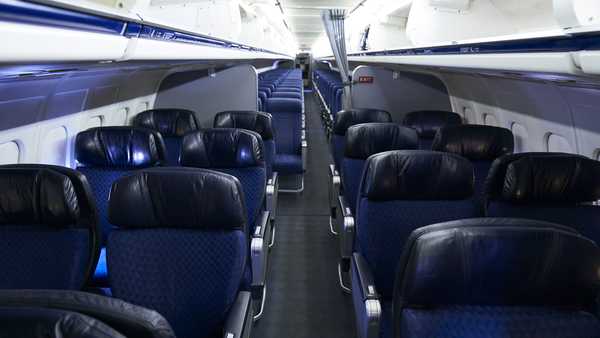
[279,0,362,50]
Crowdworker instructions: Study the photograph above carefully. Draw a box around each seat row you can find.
[325,109,600,338]
[0,109,290,337]
[313,69,344,120]
[259,69,307,191]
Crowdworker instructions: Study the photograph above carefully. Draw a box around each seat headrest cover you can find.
[266,98,302,113]
[485,152,590,201]
[75,127,164,168]
[180,129,264,168]
[394,218,600,309]
[108,168,247,230]
[214,111,274,140]
[361,150,474,201]
[432,125,514,160]
[501,156,600,203]
[133,109,198,137]
[402,110,463,139]
[345,123,418,159]
[333,109,392,135]
[0,168,80,227]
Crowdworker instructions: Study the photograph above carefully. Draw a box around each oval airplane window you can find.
[511,122,529,153]
[114,107,129,125]
[40,126,68,166]
[483,114,499,127]
[547,133,573,153]
[86,116,103,129]
[0,141,20,165]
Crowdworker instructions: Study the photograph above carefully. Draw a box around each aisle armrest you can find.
[338,196,355,260]
[251,211,271,288]
[266,172,279,224]
[328,164,341,230]
[301,133,308,172]
[223,291,252,338]
[352,253,381,338]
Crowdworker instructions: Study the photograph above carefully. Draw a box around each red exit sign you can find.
[358,76,374,84]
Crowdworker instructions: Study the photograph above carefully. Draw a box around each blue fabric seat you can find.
[267,98,304,175]
[75,127,166,284]
[180,128,269,307]
[351,150,480,338]
[391,218,600,338]
[214,111,276,177]
[484,152,600,244]
[106,168,249,338]
[0,165,100,290]
[331,109,392,171]
[402,110,462,149]
[432,124,514,211]
[132,108,199,165]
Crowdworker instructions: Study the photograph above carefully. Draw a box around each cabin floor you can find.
[253,92,356,338]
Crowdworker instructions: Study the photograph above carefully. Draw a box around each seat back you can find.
[180,128,266,229]
[393,218,600,338]
[0,289,175,338]
[133,109,199,165]
[342,123,417,212]
[432,124,514,207]
[485,153,600,243]
[107,168,247,338]
[0,165,99,289]
[214,111,276,177]
[356,150,478,298]
[75,127,166,245]
[331,109,392,169]
[402,110,462,149]
[266,98,302,155]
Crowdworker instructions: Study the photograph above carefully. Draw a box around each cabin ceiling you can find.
[279,0,362,51]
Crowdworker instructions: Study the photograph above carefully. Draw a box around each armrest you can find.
[266,172,279,222]
[251,211,270,287]
[328,164,341,220]
[338,195,355,260]
[352,253,381,338]
[223,291,252,338]
[301,138,308,172]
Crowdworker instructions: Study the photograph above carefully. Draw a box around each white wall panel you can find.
[0,141,20,165]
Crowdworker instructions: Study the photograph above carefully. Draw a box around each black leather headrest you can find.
[333,109,392,136]
[180,129,264,168]
[500,155,600,204]
[360,150,474,201]
[108,168,247,231]
[214,111,274,141]
[75,127,166,168]
[402,110,462,139]
[345,123,418,160]
[485,152,592,202]
[394,218,600,310]
[432,125,514,160]
[0,167,82,227]
[133,109,199,137]
[0,290,175,338]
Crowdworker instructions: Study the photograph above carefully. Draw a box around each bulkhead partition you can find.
[155,65,259,127]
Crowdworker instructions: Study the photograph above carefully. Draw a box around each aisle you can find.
[252,92,356,338]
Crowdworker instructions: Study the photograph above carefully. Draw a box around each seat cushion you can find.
[400,306,600,338]
[273,154,302,174]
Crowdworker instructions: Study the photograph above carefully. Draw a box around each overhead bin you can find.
[0,0,293,63]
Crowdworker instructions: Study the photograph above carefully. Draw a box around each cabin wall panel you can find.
[351,66,452,122]
[0,67,167,167]
[436,71,597,157]
[155,65,258,127]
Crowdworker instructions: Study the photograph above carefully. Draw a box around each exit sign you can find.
[358,76,374,84]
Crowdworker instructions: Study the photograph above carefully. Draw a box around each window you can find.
[115,107,129,125]
[511,122,529,153]
[483,114,499,127]
[85,116,103,129]
[0,141,20,164]
[137,102,149,113]
[40,127,68,166]
[547,133,573,153]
